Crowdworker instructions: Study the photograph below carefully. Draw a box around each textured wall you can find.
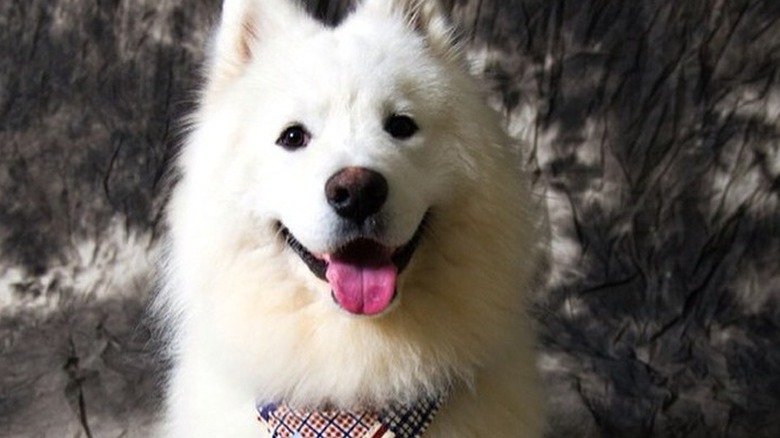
[1,2,220,435]
[1,0,779,437]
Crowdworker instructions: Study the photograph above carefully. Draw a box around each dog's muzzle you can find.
[280,166,426,316]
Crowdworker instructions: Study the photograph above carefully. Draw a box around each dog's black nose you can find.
[325,167,388,224]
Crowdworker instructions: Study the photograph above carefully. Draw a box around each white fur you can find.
[157,0,545,436]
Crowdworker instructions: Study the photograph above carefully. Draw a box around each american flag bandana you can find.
[257,395,446,438]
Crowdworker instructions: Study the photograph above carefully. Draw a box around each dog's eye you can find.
[384,114,419,140]
[276,124,310,150]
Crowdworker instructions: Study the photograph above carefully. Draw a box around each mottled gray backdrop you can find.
[1,0,779,437]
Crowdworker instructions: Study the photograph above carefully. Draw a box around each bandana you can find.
[257,395,446,438]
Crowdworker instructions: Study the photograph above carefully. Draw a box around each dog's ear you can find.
[360,0,457,58]
[208,0,316,89]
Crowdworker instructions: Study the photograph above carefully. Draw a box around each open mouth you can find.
[279,218,426,316]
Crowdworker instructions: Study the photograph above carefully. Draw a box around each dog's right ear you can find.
[208,0,315,90]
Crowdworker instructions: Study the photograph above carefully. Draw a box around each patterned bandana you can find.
[257,395,446,438]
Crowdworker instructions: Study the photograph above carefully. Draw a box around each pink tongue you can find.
[326,259,397,316]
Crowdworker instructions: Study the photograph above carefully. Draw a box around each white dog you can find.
[157,0,545,436]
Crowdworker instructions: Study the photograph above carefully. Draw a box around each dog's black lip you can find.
[278,214,428,282]
[281,227,328,280]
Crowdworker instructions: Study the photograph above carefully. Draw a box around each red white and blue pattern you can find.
[257,396,446,438]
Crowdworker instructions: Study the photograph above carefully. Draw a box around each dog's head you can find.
[172,0,530,321]
[176,0,491,317]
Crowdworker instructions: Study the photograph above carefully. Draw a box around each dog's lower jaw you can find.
[279,214,428,316]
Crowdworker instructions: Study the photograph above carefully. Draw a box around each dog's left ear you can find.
[359,0,457,58]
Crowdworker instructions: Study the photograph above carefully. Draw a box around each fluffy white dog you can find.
[157,0,545,436]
